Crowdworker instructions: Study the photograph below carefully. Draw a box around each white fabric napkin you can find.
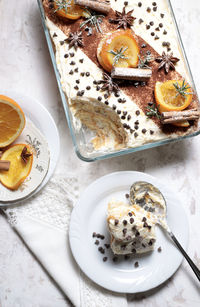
[2,175,127,307]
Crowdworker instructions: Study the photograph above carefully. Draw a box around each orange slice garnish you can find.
[54,0,84,20]
[0,95,25,148]
[97,30,139,73]
[155,80,193,127]
[0,144,33,190]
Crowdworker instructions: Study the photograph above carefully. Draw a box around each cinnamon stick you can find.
[111,67,152,81]
[74,0,111,14]
[0,160,10,171]
[161,109,200,124]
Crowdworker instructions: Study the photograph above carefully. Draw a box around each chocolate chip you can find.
[53,32,57,37]
[117,110,121,115]
[76,80,80,84]
[132,248,136,254]
[105,100,109,105]
[114,92,120,97]
[130,217,134,224]
[104,243,110,249]
[130,129,134,134]
[121,115,126,120]
[93,80,97,85]
[122,98,126,103]
[163,30,167,35]
[112,104,117,110]
[81,72,85,76]
[79,59,84,63]
[167,47,171,52]
[86,86,91,90]
[98,247,105,254]
[115,219,119,226]
[104,94,108,99]
[123,228,127,236]
[151,32,155,36]
[124,1,128,6]
[103,257,107,262]
[70,52,75,57]
[95,240,99,245]
[150,130,154,135]
[126,235,132,241]
[155,35,159,40]
[152,2,157,5]
[96,86,100,91]
[158,246,162,252]
[139,19,144,24]
[132,226,136,232]
[69,70,73,75]
[142,217,147,222]
[134,261,139,268]
[160,13,164,18]
[64,54,69,58]
[118,98,122,103]
[147,7,151,12]
[86,72,90,77]
[98,96,102,101]
[150,21,154,26]
[136,110,140,116]
[155,27,160,31]
[123,220,127,225]
[127,115,131,121]
[134,125,139,130]
[135,231,140,237]
[138,2,142,7]
[74,68,78,72]
[96,234,101,238]
[74,86,79,90]
[146,25,150,30]
[100,235,105,240]
[128,212,132,216]
[70,61,75,65]
[60,41,64,45]
[123,111,127,116]
[159,23,163,28]
[92,232,96,237]
[153,7,157,12]
[142,128,147,134]
[134,132,138,138]
[113,256,118,262]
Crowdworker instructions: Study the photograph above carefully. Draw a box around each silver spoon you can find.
[130,181,200,282]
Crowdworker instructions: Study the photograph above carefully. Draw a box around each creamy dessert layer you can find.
[42,0,199,152]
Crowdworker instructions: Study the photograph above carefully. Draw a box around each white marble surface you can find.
[0,0,200,306]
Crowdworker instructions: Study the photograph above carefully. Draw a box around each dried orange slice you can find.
[155,80,193,127]
[54,0,84,20]
[155,80,193,112]
[0,95,25,148]
[0,144,33,190]
[97,30,139,72]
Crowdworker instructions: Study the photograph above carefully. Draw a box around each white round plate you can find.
[0,91,60,207]
[69,171,189,294]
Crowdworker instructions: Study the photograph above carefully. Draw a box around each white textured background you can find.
[0,0,200,306]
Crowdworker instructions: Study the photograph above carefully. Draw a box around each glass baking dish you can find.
[37,0,200,162]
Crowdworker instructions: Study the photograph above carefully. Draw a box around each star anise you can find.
[155,52,180,74]
[98,73,119,95]
[21,147,32,164]
[66,31,84,50]
[109,6,136,29]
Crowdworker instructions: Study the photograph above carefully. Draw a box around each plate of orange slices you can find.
[0,92,60,205]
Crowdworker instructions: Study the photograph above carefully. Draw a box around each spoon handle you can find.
[168,231,200,282]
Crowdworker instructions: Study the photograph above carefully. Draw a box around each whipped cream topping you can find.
[107,200,156,255]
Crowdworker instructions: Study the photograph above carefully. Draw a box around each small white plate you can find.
[69,171,189,293]
[0,92,60,207]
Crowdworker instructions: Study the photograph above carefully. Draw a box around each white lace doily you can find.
[3,175,127,307]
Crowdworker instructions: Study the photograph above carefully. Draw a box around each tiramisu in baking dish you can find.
[39,0,200,160]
